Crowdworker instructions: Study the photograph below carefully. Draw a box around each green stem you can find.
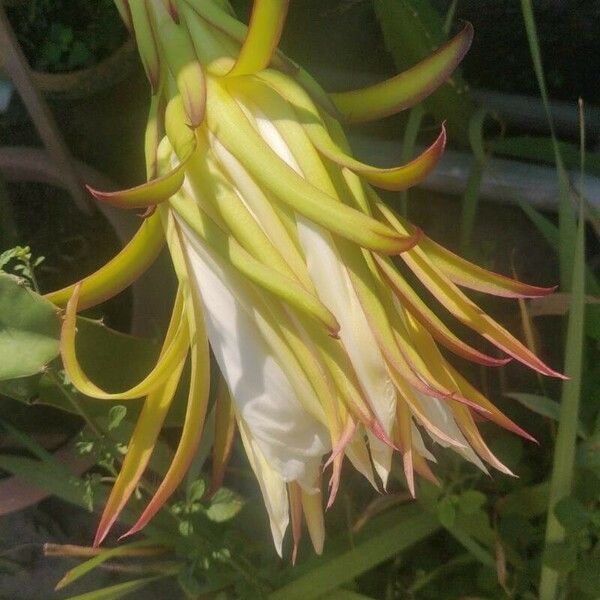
[539,204,586,600]
[47,369,105,440]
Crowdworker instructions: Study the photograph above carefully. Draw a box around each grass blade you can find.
[519,0,577,289]
[270,505,438,600]
[63,575,168,600]
[505,393,587,439]
[56,540,166,590]
[538,204,586,599]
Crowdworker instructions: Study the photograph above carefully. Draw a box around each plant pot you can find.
[30,38,138,101]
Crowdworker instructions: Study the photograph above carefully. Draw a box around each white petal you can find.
[251,110,397,487]
[417,394,488,473]
[237,416,289,556]
[411,423,437,463]
[179,219,328,487]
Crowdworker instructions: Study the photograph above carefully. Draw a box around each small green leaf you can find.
[0,273,60,380]
[206,488,244,523]
[459,490,486,515]
[554,497,591,533]
[178,520,194,537]
[574,555,600,595]
[107,405,127,431]
[437,496,457,528]
[187,479,206,504]
[542,541,577,573]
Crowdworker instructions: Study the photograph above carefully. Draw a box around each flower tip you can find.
[92,527,108,549]
[461,20,475,49]
[118,528,137,542]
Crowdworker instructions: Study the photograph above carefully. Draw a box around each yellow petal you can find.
[376,255,512,367]
[374,198,565,379]
[60,285,189,400]
[46,212,164,311]
[419,235,557,298]
[205,79,409,254]
[85,145,192,209]
[94,358,185,546]
[207,376,236,498]
[124,274,210,537]
[229,0,289,76]
[252,71,446,191]
[330,23,473,123]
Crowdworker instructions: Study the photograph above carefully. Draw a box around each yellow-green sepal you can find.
[330,23,473,123]
[148,0,206,126]
[229,0,289,76]
[45,212,165,311]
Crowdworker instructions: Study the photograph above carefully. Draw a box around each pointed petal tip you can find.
[85,145,191,209]
[92,526,107,549]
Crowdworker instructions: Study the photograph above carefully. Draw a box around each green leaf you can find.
[107,405,127,431]
[187,479,206,504]
[0,374,40,403]
[63,575,167,600]
[499,482,549,518]
[553,497,591,533]
[520,0,576,289]
[539,200,586,598]
[0,273,60,380]
[270,505,439,600]
[505,392,588,439]
[56,540,161,590]
[574,554,600,595]
[437,495,457,528]
[458,490,487,515]
[0,454,89,508]
[542,541,577,573]
[206,487,244,523]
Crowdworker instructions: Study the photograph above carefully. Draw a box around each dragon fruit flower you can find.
[46,0,561,558]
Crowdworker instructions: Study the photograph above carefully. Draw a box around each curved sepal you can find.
[114,0,133,33]
[330,23,474,123]
[94,359,185,547]
[375,199,566,379]
[325,125,446,192]
[60,285,190,401]
[420,235,558,298]
[206,79,408,254]
[86,145,192,209]
[45,212,165,311]
[375,254,512,367]
[123,279,210,538]
[254,71,446,191]
[129,0,161,93]
[207,377,236,498]
[229,0,289,76]
[148,0,206,126]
